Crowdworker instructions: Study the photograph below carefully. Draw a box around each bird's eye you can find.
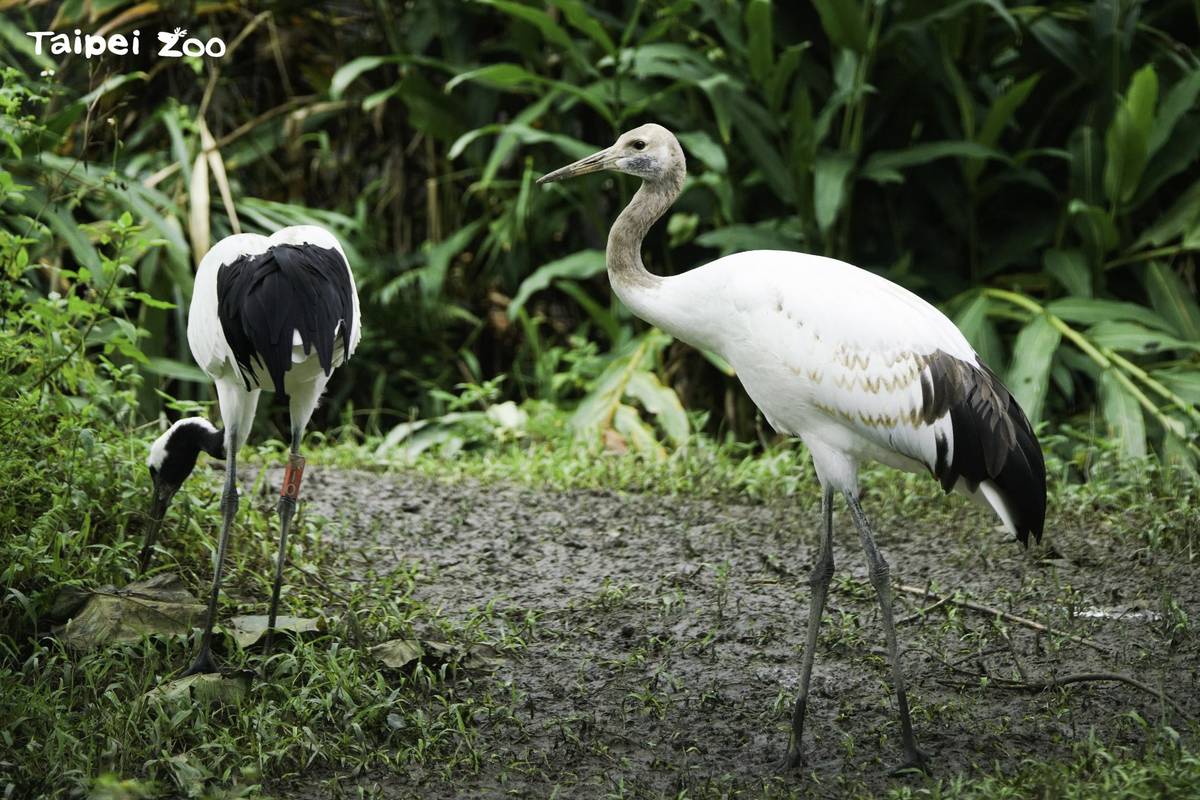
[632,140,646,151]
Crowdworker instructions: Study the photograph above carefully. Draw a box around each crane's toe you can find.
[890,747,932,777]
[180,648,220,677]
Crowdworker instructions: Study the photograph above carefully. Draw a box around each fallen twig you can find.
[940,672,1192,721]
[895,584,1111,655]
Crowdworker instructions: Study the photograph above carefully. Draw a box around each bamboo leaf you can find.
[1143,262,1200,341]
[1006,315,1061,424]
[1133,181,1200,249]
[1043,248,1091,297]
[1086,321,1200,354]
[810,0,868,53]
[953,293,1002,368]
[509,250,606,320]
[676,131,727,173]
[446,64,540,93]
[1103,64,1158,206]
[1148,67,1200,156]
[745,0,774,85]
[813,152,854,234]
[1098,370,1147,458]
[965,74,1040,184]
[330,55,401,99]
[547,0,615,54]
[1046,298,1174,332]
[862,140,1006,184]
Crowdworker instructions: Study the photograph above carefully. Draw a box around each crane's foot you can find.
[889,748,931,777]
[771,744,804,773]
[180,647,220,677]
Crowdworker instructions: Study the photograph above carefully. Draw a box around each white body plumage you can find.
[620,250,1026,533]
[187,225,361,453]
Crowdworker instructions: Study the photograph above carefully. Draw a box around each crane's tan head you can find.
[537,124,684,186]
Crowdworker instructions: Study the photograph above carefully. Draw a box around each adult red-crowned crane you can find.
[537,124,1045,772]
[144,225,360,675]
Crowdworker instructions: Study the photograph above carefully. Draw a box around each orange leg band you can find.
[280,453,306,501]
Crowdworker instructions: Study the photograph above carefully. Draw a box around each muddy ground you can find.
[277,467,1199,798]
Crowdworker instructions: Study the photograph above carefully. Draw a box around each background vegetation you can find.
[1,0,1199,796]
[2,0,1198,458]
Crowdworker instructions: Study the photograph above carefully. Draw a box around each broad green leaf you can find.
[696,221,804,256]
[1157,369,1200,404]
[613,404,666,457]
[814,152,854,234]
[330,55,400,99]
[418,220,484,301]
[1046,298,1174,332]
[446,64,540,93]
[144,357,208,383]
[557,280,621,343]
[1098,370,1146,458]
[1148,67,1200,156]
[509,250,606,320]
[810,0,868,53]
[1103,65,1158,206]
[1144,262,1200,340]
[1029,15,1087,77]
[861,141,1005,184]
[677,131,727,173]
[952,293,1002,368]
[745,0,774,84]
[1133,181,1200,249]
[1043,248,1091,297]
[1132,115,1200,207]
[548,0,615,54]
[965,74,1040,184]
[1086,321,1200,354]
[765,43,809,114]
[626,371,689,446]
[1068,200,1119,257]
[1006,315,1060,424]
[478,0,590,72]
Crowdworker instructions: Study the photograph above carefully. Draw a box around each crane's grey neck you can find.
[606,172,684,293]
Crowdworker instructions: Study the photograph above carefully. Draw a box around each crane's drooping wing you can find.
[188,226,358,395]
[710,252,1045,544]
[188,233,271,382]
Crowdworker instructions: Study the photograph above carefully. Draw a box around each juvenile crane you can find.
[145,225,360,675]
[538,125,1045,771]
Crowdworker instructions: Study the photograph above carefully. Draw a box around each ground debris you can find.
[55,573,205,651]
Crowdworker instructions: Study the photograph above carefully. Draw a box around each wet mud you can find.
[282,467,1199,798]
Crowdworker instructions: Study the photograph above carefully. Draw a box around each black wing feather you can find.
[922,352,1046,546]
[216,243,355,398]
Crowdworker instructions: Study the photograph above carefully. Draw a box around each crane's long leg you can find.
[844,491,928,772]
[183,429,239,676]
[264,425,304,658]
[782,486,835,769]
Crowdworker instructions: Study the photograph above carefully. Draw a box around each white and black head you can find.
[145,418,225,554]
[537,123,685,186]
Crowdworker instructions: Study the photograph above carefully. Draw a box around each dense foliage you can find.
[1,0,1198,463]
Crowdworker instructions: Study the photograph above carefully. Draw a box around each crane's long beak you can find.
[536,147,615,184]
[141,480,177,572]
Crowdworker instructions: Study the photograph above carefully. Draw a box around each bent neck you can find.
[606,175,683,297]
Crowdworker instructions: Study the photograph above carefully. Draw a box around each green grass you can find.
[2,409,1198,798]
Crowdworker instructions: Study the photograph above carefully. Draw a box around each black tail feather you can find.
[925,353,1046,546]
[216,243,355,397]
